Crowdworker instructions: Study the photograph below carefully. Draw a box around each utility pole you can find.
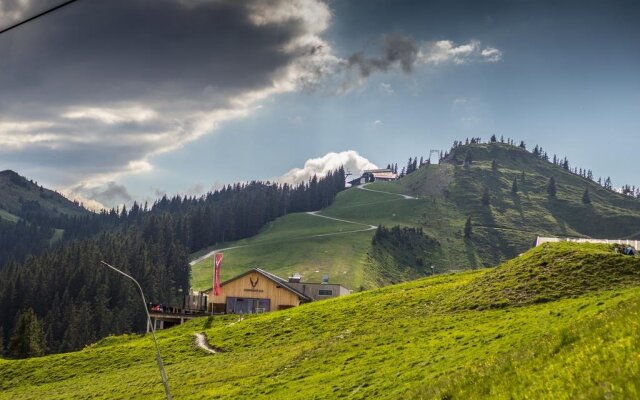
[100,261,173,400]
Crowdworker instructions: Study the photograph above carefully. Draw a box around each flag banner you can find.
[214,252,223,296]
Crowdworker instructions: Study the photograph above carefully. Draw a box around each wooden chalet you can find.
[206,268,312,314]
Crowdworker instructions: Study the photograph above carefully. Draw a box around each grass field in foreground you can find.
[3,243,640,399]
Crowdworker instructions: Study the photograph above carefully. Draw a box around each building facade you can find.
[206,268,312,314]
[205,269,351,314]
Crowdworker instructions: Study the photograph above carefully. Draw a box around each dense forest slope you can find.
[2,243,639,399]
[0,171,347,355]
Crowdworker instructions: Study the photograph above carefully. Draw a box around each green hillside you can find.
[2,243,640,399]
[0,170,88,221]
[191,142,640,291]
[190,211,377,290]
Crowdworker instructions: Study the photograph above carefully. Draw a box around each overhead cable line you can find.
[0,0,81,36]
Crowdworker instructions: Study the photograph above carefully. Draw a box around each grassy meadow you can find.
[2,243,640,399]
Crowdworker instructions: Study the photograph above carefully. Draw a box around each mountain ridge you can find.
[0,169,88,221]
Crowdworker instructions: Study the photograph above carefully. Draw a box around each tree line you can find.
[0,169,346,357]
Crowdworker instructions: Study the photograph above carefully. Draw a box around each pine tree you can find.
[533,145,540,157]
[519,141,526,149]
[547,176,557,198]
[491,159,498,172]
[582,186,591,204]
[511,177,518,194]
[481,188,490,206]
[490,134,497,143]
[8,308,47,358]
[464,151,472,167]
[464,216,472,239]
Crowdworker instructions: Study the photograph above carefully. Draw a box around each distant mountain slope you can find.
[3,243,640,399]
[0,170,88,220]
[191,142,640,288]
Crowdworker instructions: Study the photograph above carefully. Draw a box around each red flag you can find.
[214,252,223,296]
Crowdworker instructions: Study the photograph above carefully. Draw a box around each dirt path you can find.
[306,211,377,230]
[194,333,218,354]
[357,183,416,199]
[190,245,246,266]
[189,186,413,266]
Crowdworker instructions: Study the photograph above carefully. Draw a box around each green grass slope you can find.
[191,211,376,290]
[0,208,19,223]
[3,243,640,399]
[365,143,640,269]
[191,143,640,291]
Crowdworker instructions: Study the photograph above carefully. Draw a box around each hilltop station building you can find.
[348,168,397,186]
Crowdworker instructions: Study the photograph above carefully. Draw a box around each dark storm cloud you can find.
[0,0,502,208]
[0,0,297,109]
[0,0,335,207]
[347,34,418,77]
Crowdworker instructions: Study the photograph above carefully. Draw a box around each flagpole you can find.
[211,252,216,316]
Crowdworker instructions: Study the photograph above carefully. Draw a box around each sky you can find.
[0,0,639,209]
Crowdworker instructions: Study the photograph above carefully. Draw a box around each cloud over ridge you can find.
[277,150,378,185]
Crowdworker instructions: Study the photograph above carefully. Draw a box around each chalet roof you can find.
[371,172,397,179]
[211,268,312,301]
[363,168,393,174]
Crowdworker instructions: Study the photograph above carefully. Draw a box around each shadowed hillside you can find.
[0,170,88,221]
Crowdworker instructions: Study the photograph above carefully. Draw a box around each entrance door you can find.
[226,297,270,314]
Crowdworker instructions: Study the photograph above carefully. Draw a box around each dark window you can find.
[226,297,270,314]
[318,289,333,296]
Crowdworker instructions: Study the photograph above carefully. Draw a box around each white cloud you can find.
[277,150,378,185]
[380,82,394,95]
[481,47,503,63]
[62,105,158,125]
[419,40,501,65]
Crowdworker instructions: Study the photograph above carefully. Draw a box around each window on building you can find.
[318,289,333,296]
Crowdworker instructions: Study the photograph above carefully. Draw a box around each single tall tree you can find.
[8,308,46,358]
[464,216,472,239]
[464,151,473,167]
[582,186,591,204]
[511,177,518,194]
[481,187,491,206]
[547,176,557,198]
